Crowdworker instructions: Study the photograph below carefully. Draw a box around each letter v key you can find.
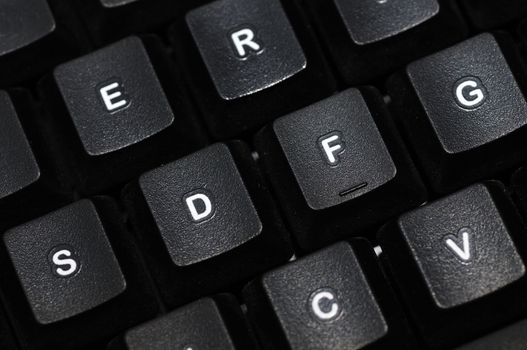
[444,227,474,263]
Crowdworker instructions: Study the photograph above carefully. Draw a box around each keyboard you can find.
[3,0,527,349]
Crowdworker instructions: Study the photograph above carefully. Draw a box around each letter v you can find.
[445,229,472,261]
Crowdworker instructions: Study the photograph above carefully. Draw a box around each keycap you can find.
[110,295,257,350]
[0,0,55,57]
[305,0,467,84]
[74,0,208,44]
[40,35,205,195]
[139,143,262,266]
[335,0,439,45]
[5,200,126,324]
[0,198,160,350]
[187,0,306,101]
[171,0,335,139]
[255,88,426,251]
[0,0,85,86]
[0,91,40,201]
[455,318,527,350]
[388,33,527,193]
[123,142,293,307]
[0,90,71,231]
[378,182,527,349]
[243,240,416,350]
[461,0,527,29]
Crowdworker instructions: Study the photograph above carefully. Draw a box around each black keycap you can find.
[123,142,292,307]
[304,0,467,84]
[388,33,527,193]
[140,143,262,266]
[255,88,426,251]
[0,198,160,350]
[244,240,416,350]
[334,0,439,45]
[40,35,205,195]
[0,0,85,86]
[0,91,40,201]
[5,200,126,324]
[111,295,257,350]
[0,0,55,57]
[378,182,527,349]
[187,0,306,101]
[170,0,335,139]
[461,0,527,29]
[455,318,527,350]
[74,0,208,44]
[0,90,71,231]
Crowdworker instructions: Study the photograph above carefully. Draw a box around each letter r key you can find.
[186,0,306,100]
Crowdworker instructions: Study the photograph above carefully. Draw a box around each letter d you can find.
[185,192,214,222]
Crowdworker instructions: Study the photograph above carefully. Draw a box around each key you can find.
[388,33,527,193]
[110,295,257,350]
[123,142,293,307]
[1,198,160,350]
[0,90,71,232]
[74,0,209,45]
[0,91,41,200]
[40,35,206,195]
[255,88,426,251]
[378,182,527,349]
[243,240,417,350]
[0,0,85,86]
[335,0,440,45]
[455,318,527,350]
[170,0,335,139]
[461,0,527,29]
[303,0,467,84]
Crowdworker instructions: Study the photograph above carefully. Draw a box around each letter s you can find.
[52,249,78,277]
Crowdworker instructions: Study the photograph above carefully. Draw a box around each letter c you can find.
[310,290,340,321]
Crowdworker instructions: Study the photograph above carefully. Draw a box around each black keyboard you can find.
[3,0,527,349]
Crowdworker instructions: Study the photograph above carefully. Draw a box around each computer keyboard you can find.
[3,0,527,349]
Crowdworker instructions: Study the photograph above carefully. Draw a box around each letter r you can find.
[230,28,263,58]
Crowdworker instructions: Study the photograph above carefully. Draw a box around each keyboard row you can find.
[3,0,527,87]
[5,30,527,239]
[1,0,527,138]
[3,178,527,349]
